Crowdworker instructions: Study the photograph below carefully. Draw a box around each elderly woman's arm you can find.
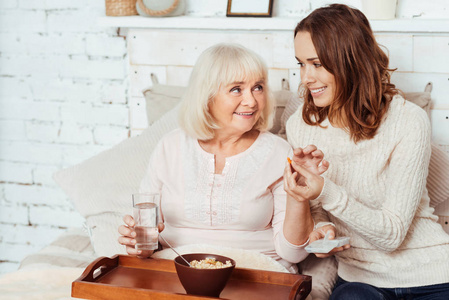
[272,178,311,263]
[272,146,329,263]
[276,145,337,262]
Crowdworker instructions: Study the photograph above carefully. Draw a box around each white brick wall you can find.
[0,0,448,275]
[0,0,128,274]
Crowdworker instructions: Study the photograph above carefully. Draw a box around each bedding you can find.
[0,228,93,300]
[2,79,447,300]
[19,228,95,270]
[0,267,83,300]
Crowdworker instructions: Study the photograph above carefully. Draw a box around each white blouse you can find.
[139,128,308,272]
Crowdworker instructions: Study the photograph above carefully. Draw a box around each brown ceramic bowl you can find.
[174,253,236,297]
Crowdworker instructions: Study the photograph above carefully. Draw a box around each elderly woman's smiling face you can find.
[209,77,266,136]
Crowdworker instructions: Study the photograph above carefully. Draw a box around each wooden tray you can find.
[72,255,311,299]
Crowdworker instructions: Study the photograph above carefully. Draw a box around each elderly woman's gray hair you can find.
[178,43,274,140]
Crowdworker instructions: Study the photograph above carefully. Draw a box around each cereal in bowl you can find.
[190,258,233,269]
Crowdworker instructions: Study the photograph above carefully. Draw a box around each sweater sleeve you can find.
[316,106,432,252]
[309,199,331,226]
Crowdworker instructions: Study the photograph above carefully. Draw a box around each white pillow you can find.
[54,105,179,218]
[53,105,180,256]
[85,212,127,256]
[52,83,294,257]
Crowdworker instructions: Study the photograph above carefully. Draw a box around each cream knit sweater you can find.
[287,95,449,288]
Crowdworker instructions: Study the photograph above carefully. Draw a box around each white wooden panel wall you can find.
[375,35,414,71]
[127,28,449,219]
[127,29,300,134]
[128,29,449,146]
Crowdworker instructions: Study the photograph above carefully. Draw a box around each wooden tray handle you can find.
[76,255,119,282]
[289,276,312,300]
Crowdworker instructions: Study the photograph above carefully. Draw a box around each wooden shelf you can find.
[98,16,449,34]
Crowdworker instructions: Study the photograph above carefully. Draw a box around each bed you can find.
[0,80,448,300]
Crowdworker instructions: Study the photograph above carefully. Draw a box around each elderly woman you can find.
[118,43,324,273]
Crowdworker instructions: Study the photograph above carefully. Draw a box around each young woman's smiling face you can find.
[294,31,336,108]
[209,78,266,136]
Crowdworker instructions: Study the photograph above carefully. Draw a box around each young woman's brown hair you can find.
[294,4,398,142]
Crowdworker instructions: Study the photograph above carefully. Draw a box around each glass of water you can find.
[132,193,160,251]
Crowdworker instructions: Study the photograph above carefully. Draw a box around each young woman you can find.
[286,4,449,299]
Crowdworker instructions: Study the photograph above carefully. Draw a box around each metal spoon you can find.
[159,233,192,267]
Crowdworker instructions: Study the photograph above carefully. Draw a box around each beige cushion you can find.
[427,144,449,208]
[280,88,449,208]
[143,84,186,125]
[277,92,302,140]
[271,90,297,134]
[405,91,431,118]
